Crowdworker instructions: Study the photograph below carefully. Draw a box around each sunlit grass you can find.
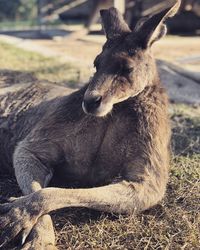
[0,41,82,85]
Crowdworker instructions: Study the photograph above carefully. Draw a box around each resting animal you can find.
[0,1,181,249]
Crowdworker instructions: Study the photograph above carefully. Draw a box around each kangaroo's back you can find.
[0,77,74,174]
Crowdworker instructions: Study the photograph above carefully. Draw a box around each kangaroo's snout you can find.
[82,95,102,115]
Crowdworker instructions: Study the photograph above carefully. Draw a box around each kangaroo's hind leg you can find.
[10,144,57,250]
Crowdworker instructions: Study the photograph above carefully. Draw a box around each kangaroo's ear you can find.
[100,7,131,40]
[135,0,181,48]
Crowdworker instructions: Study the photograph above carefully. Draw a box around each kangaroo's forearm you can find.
[40,181,137,214]
[39,179,164,215]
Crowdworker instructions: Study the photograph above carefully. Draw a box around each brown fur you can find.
[0,1,180,249]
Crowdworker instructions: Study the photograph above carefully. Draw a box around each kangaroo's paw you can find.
[0,193,43,247]
[21,214,57,250]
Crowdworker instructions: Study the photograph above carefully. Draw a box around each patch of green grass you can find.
[0,19,73,30]
[0,41,82,85]
[0,20,38,29]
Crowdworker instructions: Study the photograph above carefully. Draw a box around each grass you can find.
[0,42,199,250]
[0,41,82,86]
[0,20,38,30]
[0,19,65,30]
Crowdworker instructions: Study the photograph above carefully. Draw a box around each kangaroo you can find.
[0,1,181,249]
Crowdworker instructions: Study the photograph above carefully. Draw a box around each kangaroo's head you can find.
[82,0,181,117]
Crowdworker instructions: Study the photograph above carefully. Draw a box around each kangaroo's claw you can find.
[0,192,44,247]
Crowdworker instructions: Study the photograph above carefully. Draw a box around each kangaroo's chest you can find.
[54,116,131,187]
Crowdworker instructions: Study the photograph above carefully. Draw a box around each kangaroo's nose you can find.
[82,95,102,114]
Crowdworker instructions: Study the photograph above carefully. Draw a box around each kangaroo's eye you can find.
[122,67,133,75]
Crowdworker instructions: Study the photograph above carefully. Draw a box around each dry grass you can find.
[0,42,199,250]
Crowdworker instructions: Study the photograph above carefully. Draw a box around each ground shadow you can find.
[0,68,81,89]
[0,69,37,86]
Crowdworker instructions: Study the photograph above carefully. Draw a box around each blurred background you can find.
[0,0,200,36]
